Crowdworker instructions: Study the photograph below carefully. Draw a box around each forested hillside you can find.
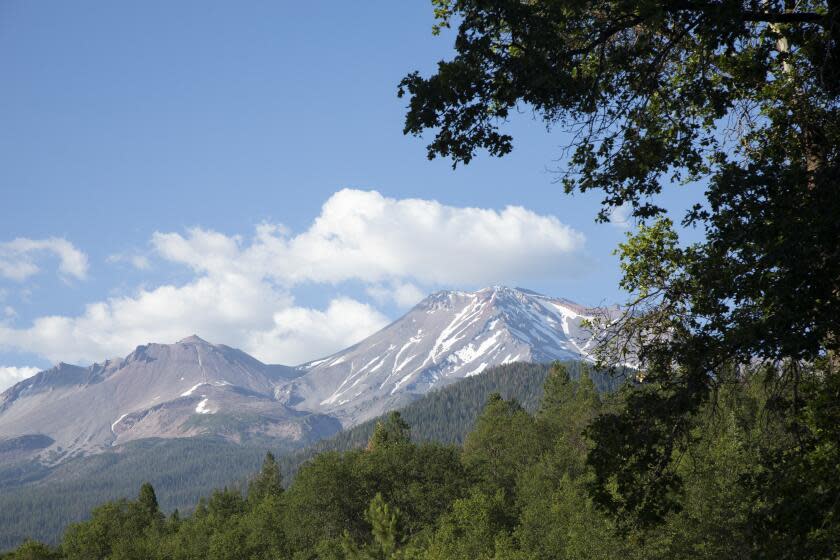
[290,361,600,457]
[0,362,579,550]
[2,361,815,559]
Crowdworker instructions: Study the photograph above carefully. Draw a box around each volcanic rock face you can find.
[281,286,608,426]
[0,287,613,461]
[0,336,333,462]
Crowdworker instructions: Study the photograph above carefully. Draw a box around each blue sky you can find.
[0,1,701,385]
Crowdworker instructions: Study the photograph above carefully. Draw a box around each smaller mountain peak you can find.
[477,285,527,299]
[480,285,518,295]
[482,285,548,296]
[177,335,211,345]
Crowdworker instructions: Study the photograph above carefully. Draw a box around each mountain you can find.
[0,336,339,463]
[0,286,614,462]
[281,286,611,425]
[0,361,576,550]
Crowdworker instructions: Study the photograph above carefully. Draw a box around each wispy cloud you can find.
[0,237,88,282]
[107,253,151,270]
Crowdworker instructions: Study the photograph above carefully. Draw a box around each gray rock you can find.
[0,336,328,463]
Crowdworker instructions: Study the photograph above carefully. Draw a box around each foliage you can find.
[342,493,404,560]
[461,393,543,498]
[744,360,840,557]
[400,0,840,544]
[5,364,823,559]
[367,413,411,451]
[247,452,283,504]
[0,540,60,560]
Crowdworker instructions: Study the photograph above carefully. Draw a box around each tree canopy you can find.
[400,0,840,542]
[3,367,836,558]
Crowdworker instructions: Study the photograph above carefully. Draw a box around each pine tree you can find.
[342,493,401,560]
[248,452,283,503]
[539,365,603,480]
[137,483,159,519]
[537,362,574,433]
[462,393,543,497]
[133,482,165,532]
[367,412,411,451]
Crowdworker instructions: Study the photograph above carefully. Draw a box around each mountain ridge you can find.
[0,335,332,463]
[0,286,616,462]
[281,285,612,426]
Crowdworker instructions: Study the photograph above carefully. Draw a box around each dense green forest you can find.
[289,361,618,456]
[0,362,591,550]
[3,361,828,559]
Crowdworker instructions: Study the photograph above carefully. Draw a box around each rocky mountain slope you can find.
[0,336,337,462]
[0,286,614,462]
[283,286,610,425]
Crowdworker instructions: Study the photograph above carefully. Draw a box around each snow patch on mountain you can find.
[111,413,129,433]
[181,383,206,397]
[195,398,213,414]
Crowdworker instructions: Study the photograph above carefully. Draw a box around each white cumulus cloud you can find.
[0,237,89,281]
[0,190,588,366]
[0,272,387,365]
[246,298,388,364]
[366,281,426,308]
[153,189,588,286]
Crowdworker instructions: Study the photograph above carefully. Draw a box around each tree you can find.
[134,482,164,529]
[425,489,511,560]
[516,369,621,560]
[241,492,289,560]
[462,393,543,498]
[283,451,368,554]
[342,493,403,560]
[743,358,840,557]
[248,452,283,503]
[539,364,600,439]
[401,0,840,547]
[355,442,470,539]
[61,483,168,560]
[535,363,603,478]
[515,473,625,560]
[4,540,59,560]
[537,362,574,426]
[367,412,411,451]
[62,497,154,560]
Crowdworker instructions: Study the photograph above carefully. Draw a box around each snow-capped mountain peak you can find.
[283,286,609,426]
